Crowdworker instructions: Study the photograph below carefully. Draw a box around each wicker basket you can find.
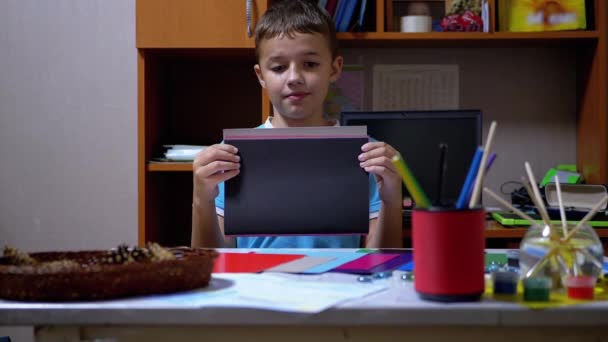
[0,247,218,302]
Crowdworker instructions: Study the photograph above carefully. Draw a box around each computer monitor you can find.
[340,110,482,207]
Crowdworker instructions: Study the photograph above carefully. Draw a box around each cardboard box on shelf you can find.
[498,0,586,32]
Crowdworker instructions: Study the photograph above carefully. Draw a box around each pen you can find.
[485,152,497,173]
[436,143,448,206]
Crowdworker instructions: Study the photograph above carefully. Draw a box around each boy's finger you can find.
[195,161,240,179]
[363,165,400,186]
[362,165,388,176]
[207,169,240,184]
[361,141,391,152]
[194,148,240,168]
[213,143,239,154]
[360,156,397,173]
[358,147,397,162]
[210,160,241,175]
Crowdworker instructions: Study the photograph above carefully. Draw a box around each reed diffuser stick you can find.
[524,162,551,223]
[554,176,568,237]
[521,176,552,228]
[483,187,538,223]
[469,121,497,208]
[564,195,608,242]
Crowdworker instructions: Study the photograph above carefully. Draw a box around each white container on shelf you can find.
[400,15,432,32]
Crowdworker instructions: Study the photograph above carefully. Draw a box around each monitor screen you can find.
[340,110,482,207]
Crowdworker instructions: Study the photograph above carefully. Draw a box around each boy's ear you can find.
[329,56,344,83]
[254,64,266,88]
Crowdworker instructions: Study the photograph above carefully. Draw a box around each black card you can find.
[224,127,369,236]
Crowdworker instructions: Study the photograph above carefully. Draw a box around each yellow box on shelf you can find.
[498,0,586,32]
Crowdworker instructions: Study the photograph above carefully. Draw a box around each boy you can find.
[191,0,402,249]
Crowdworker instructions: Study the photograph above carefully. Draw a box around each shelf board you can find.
[137,31,600,51]
[148,162,193,172]
[337,30,599,48]
[403,221,608,239]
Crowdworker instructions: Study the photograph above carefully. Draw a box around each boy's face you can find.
[254,32,343,125]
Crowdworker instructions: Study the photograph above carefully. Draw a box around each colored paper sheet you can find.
[398,261,414,272]
[257,249,367,274]
[265,256,336,273]
[393,253,511,273]
[213,252,305,273]
[333,253,399,273]
[367,253,413,274]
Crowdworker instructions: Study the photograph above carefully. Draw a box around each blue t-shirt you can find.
[215,119,381,248]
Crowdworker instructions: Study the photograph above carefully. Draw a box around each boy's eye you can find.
[270,65,285,72]
[304,61,320,68]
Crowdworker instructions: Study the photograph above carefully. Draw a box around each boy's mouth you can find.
[284,92,309,100]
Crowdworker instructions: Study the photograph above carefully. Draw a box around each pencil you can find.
[392,154,431,209]
[469,121,497,208]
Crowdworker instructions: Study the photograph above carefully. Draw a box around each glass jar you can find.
[519,222,604,290]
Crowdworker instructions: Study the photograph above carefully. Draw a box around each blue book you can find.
[333,0,348,30]
[357,0,367,29]
[360,0,376,31]
[338,0,359,32]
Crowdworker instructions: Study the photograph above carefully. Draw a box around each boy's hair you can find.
[254,0,338,60]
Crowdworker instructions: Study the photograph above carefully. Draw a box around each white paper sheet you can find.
[372,64,459,111]
[0,273,388,314]
[163,145,206,161]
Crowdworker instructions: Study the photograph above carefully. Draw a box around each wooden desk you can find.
[2,257,608,342]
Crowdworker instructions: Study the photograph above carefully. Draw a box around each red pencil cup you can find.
[412,207,486,302]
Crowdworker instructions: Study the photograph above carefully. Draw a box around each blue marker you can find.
[485,152,497,173]
[456,147,483,209]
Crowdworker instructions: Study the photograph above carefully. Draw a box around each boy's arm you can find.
[365,202,403,248]
[358,141,403,248]
[191,144,240,248]
[191,202,235,248]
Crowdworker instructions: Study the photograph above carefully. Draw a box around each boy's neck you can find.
[270,114,333,128]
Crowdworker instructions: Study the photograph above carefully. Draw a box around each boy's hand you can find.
[193,144,240,205]
[358,142,402,205]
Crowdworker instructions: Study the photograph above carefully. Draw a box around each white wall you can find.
[0,0,137,252]
[1,2,136,339]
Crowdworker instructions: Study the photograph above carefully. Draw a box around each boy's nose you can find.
[286,66,304,86]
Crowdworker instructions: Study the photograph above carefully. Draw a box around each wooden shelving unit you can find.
[338,30,599,40]
[148,163,193,172]
[137,0,607,247]
[336,31,599,48]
